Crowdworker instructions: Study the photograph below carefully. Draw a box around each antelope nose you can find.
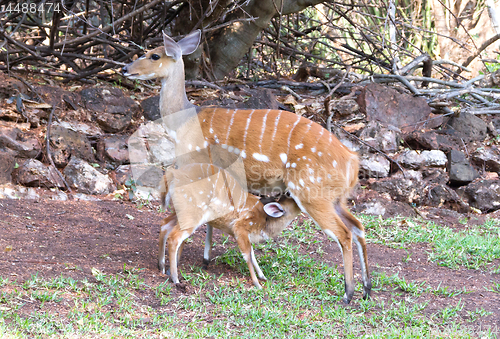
[121,65,128,74]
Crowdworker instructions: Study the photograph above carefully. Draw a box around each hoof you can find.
[201,259,210,270]
[174,282,187,292]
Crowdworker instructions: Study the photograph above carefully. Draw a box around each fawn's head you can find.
[122,30,201,81]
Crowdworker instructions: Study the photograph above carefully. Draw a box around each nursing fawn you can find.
[122,30,371,303]
[159,163,300,289]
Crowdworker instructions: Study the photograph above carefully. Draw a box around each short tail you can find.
[160,171,174,211]
[346,154,359,191]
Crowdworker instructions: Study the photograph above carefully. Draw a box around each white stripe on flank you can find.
[225,110,237,143]
[242,110,255,151]
[259,110,270,152]
[253,153,270,162]
[286,115,301,155]
[209,108,217,133]
[271,111,282,144]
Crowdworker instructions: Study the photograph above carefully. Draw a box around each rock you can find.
[358,121,400,154]
[357,83,431,132]
[0,125,41,158]
[359,154,391,178]
[458,179,500,212]
[404,130,460,152]
[63,157,115,195]
[236,88,279,110]
[422,184,470,213]
[52,121,103,137]
[35,85,81,108]
[49,124,95,167]
[445,113,488,143]
[0,72,26,99]
[447,150,479,186]
[97,135,129,166]
[329,98,359,116]
[369,170,423,204]
[112,164,132,187]
[12,159,65,188]
[471,147,500,173]
[353,190,417,218]
[0,150,16,184]
[0,183,39,199]
[141,95,161,121]
[128,120,176,167]
[80,87,140,132]
[396,150,447,170]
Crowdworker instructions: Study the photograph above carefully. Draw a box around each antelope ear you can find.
[178,30,201,55]
[163,31,182,61]
[263,202,285,218]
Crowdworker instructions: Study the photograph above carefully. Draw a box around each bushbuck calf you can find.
[123,30,371,303]
[159,163,301,288]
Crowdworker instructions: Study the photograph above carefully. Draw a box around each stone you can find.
[0,183,39,199]
[141,95,161,121]
[369,170,423,204]
[236,88,279,110]
[0,150,16,184]
[0,72,26,99]
[458,179,500,212]
[80,87,140,132]
[112,165,132,187]
[447,150,479,186]
[353,190,417,218]
[329,98,359,116]
[359,154,391,178]
[97,135,129,166]
[49,124,95,167]
[0,125,41,158]
[396,150,447,170]
[445,113,488,143]
[128,120,176,167]
[52,121,103,137]
[12,159,65,188]
[63,157,115,195]
[404,130,460,152]
[471,147,500,173]
[359,121,400,154]
[356,83,431,132]
[422,184,470,213]
[35,85,81,108]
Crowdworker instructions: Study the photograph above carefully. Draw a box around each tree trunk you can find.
[175,0,326,79]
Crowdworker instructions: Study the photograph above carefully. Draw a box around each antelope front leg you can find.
[336,203,372,299]
[235,235,262,289]
[250,246,267,281]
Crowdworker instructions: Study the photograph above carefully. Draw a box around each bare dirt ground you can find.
[0,197,499,331]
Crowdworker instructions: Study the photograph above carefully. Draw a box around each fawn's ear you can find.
[163,31,182,61]
[263,202,285,218]
[177,30,201,55]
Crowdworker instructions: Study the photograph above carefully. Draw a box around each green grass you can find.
[0,216,498,338]
[361,215,500,270]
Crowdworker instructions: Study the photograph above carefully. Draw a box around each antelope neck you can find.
[159,65,195,116]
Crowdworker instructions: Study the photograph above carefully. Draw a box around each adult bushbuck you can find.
[122,30,371,303]
[159,163,301,289]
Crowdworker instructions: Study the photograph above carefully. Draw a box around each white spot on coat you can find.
[332,160,337,167]
[291,163,297,168]
[299,179,305,187]
[252,153,269,162]
[280,153,288,164]
[295,143,303,150]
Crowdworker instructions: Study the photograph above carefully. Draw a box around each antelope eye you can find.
[151,54,161,61]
